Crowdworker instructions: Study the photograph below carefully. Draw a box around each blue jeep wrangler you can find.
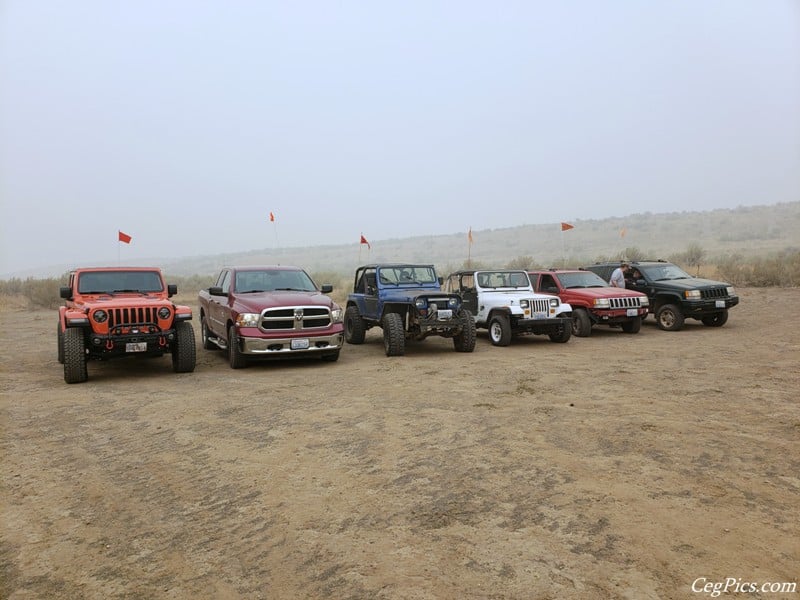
[345,264,476,356]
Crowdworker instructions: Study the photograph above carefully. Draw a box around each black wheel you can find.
[488,314,512,346]
[321,349,341,362]
[201,314,216,350]
[228,326,248,369]
[57,323,65,364]
[656,304,684,331]
[621,316,642,334]
[63,328,88,384]
[548,320,572,343]
[572,308,592,337]
[453,310,476,352]
[172,321,197,373]
[344,305,366,344]
[701,310,728,327]
[382,313,405,356]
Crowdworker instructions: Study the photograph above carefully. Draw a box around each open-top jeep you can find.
[57,267,196,383]
[444,269,572,345]
[584,260,739,331]
[344,264,476,356]
[528,269,649,336]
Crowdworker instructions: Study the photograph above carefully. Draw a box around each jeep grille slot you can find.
[260,306,331,331]
[531,299,551,314]
[701,288,728,299]
[108,307,158,327]
[609,297,642,309]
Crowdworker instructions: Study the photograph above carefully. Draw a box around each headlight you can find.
[640,297,649,306]
[92,310,108,323]
[236,313,260,327]
[593,298,610,309]
[415,298,427,309]
[158,307,172,319]
[331,307,343,323]
[520,299,529,309]
[549,298,559,308]
[727,286,735,296]
[685,290,701,299]
[448,297,459,308]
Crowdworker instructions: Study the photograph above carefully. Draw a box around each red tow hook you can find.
[105,339,114,350]
[159,336,167,347]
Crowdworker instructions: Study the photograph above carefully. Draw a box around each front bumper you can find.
[590,307,649,323]
[239,331,344,355]
[515,316,572,334]
[682,296,739,317]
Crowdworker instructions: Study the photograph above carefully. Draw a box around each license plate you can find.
[437,309,453,320]
[715,300,725,308]
[532,312,547,320]
[291,338,310,350]
[126,342,147,353]
[627,308,639,317]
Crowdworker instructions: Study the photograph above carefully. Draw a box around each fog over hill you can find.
[4,202,799,280]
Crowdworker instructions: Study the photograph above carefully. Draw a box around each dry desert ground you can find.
[2,287,798,599]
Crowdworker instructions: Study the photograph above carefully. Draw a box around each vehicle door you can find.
[458,273,478,315]
[362,267,379,318]
[209,269,231,334]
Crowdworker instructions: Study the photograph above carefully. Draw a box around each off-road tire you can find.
[201,315,217,350]
[63,328,88,384]
[172,321,197,373]
[453,310,477,352]
[382,312,405,357]
[701,310,728,327]
[321,349,341,362]
[656,303,684,331]
[228,326,248,369]
[345,306,366,344]
[489,314,512,347]
[572,308,592,337]
[548,320,572,343]
[621,316,642,334]
[57,324,65,364]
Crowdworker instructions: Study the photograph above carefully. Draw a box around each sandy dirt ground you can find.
[2,287,798,599]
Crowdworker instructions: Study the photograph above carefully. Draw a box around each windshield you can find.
[476,271,530,289]
[77,270,164,294]
[556,272,609,289]
[641,264,692,281]
[235,269,317,292]
[377,266,437,285]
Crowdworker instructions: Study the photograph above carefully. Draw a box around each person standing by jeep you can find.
[609,262,629,288]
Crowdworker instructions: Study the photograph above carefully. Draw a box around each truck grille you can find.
[701,287,728,299]
[260,307,331,330]
[609,296,643,309]
[530,298,551,314]
[108,307,158,327]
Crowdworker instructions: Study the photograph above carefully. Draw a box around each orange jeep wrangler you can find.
[57,267,196,383]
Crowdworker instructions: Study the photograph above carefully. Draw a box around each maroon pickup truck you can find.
[528,269,649,337]
[198,265,344,368]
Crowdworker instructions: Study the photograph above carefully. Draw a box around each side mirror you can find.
[209,286,226,296]
[60,286,72,299]
[167,284,178,298]
[320,284,333,294]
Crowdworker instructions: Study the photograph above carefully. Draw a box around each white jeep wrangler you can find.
[444,269,572,346]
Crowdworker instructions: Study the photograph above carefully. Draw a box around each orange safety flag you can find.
[360,234,371,249]
[561,222,574,231]
[620,227,627,238]
[269,212,275,222]
[468,227,473,244]
[118,230,132,244]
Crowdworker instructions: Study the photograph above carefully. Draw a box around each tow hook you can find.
[159,336,167,347]
[105,340,114,350]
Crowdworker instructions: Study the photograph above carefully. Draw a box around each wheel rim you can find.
[660,310,675,328]
[202,320,209,343]
[490,322,501,342]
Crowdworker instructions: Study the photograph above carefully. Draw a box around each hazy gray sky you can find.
[2,1,799,275]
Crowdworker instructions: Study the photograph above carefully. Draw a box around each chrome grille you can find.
[260,306,331,330]
[609,296,643,309]
[701,287,728,299]
[531,298,551,313]
[108,307,158,327]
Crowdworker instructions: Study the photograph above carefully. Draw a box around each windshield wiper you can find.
[112,289,147,295]
[275,287,310,291]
